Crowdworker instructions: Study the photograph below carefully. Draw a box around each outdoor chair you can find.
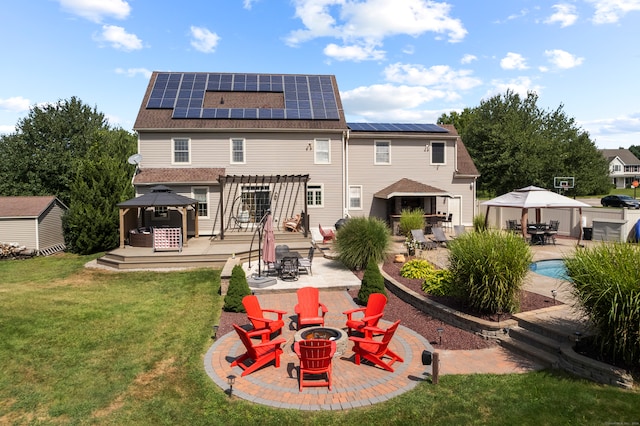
[453,225,466,238]
[280,256,299,281]
[275,244,290,261]
[298,246,315,276]
[233,210,250,229]
[294,339,336,391]
[230,324,286,377]
[430,227,449,247]
[343,293,387,336]
[349,320,404,372]
[242,295,286,341]
[410,229,436,250]
[294,286,328,330]
[442,213,453,228]
[284,214,302,232]
[544,220,559,245]
[319,224,335,243]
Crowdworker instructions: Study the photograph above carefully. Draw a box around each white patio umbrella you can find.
[481,186,591,243]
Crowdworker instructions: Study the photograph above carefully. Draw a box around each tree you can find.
[224,265,251,312]
[439,91,610,196]
[628,145,640,161]
[0,97,110,206]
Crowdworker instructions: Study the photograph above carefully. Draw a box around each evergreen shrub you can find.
[358,257,386,304]
[223,265,251,312]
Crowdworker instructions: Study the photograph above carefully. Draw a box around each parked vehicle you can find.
[600,194,640,208]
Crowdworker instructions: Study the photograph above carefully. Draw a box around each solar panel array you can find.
[146,72,340,120]
[347,123,449,133]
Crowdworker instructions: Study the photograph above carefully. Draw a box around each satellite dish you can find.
[127,153,143,165]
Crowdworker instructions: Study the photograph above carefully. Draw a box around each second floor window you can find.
[231,138,245,164]
[307,184,323,207]
[173,138,190,164]
[314,139,330,164]
[375,141,390,164]
[431,141,445,164]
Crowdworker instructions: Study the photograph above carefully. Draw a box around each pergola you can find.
[117,185,199,248]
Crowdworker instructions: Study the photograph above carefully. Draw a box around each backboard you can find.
[553,176,574,190]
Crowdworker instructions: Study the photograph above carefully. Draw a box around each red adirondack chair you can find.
[294,339,336,391]
[294,287,328,330]
[318,224,335,243]
[230,324,286,377]
[343,293,387,336]
[242,295,286,341]
[349,320,404,372]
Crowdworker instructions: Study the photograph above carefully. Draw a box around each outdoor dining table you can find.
[527,223,548,245]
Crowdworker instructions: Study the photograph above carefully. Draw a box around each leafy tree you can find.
[0,97,111,206]
[628,145,640,161]
[439,91,610,196]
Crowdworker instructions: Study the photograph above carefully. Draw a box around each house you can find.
[601,149,640,188]
[0,196,68,255]
[130,71,479,241]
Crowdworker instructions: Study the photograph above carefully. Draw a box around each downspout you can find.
[342,129,349,217]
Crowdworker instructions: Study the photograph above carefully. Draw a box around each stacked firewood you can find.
[0,242,34,259]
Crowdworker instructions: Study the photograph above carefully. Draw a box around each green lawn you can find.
[1,254,638,425]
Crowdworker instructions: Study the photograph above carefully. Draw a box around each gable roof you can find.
[374,178,450,199]
[601,149,640,165]
[118,185,198,208]
[0,196,67,218]
[134,72,347,131]
[133,168,225,185]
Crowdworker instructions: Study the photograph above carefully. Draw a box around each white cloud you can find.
[383,63,482,91]
[485,76,542,99]
[243,0,259,9]
[402,44,415,55]
[115,68,152,78]
[587,0,640,24]
[94,25,143,51]
[286,0,467,58]
[58,0,131,23]
[190,26,220,53]
[461,54,477,64]
[580,112,640,148]
[0,96,31,112]
[323,42,385,61]
[500,52,528,70]
[545,49,584,69]
[0,124,18,135]
[545,3,578,27]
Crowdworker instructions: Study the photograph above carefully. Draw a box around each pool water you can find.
[529,259,570,281]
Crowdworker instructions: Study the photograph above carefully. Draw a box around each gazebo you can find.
[481,185,591,243]
[117,185,199,248]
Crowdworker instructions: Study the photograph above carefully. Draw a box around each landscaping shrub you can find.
[358,257,386,304]
[448,230,532,314]
[336,216,391,270]
[473,213,487,232]
[565,243,640,366]
[422,269,455,297]
[223,265,251,312]
[400,259,434,279]
[399,208,424,238]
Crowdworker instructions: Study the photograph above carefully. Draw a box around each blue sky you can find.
[1,0,639,149]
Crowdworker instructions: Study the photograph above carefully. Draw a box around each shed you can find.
[0,196,68,255]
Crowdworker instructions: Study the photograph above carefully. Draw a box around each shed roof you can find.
[0,196,67,218]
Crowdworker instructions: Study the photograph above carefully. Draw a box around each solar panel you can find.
[146,72,340,121]
[347,123,449,133]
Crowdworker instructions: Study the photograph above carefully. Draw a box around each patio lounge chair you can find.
[284,214,301,232]
[430,227,449,247]
[453,225,466,238]
[410,229,436,250]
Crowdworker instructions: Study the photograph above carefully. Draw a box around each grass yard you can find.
[1,254,638,425]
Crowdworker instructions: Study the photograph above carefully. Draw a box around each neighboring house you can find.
[601,149,640,188]
[0,196,68,255]
[132,72,479,239]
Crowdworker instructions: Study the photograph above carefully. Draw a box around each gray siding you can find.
[37,202,66,251]
[0,219,37,249]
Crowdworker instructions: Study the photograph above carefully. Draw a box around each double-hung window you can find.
[314,139,330,164]
[231,138,245,164]
[192,187,209,218]
[172,138,190,164]
[375,141,390,164]
[307,184,323,207]
[430,141,445,165]
[349,185,362,210]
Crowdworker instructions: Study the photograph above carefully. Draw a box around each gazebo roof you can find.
[481,186,590,209]
[117,185,198,208]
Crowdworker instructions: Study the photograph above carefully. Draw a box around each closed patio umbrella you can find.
[263,213,276,265]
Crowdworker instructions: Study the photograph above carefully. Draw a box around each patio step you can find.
[498,334,560,368]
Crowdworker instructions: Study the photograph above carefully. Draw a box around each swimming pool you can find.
[529,259,570,280]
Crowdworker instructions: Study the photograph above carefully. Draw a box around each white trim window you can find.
[349,185,363,210]
[314,138,330,164]
[172,138,190,164]
[230,138,246,164]
[375,141,390,164]
[430,141,445,165]
[307,184,324,207]
[192,187,209,218]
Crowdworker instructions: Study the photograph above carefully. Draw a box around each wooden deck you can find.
[96,230,312,270]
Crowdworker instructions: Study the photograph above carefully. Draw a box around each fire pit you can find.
[293,326,348,357]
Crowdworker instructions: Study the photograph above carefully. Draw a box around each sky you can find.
[1,0,640,149]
